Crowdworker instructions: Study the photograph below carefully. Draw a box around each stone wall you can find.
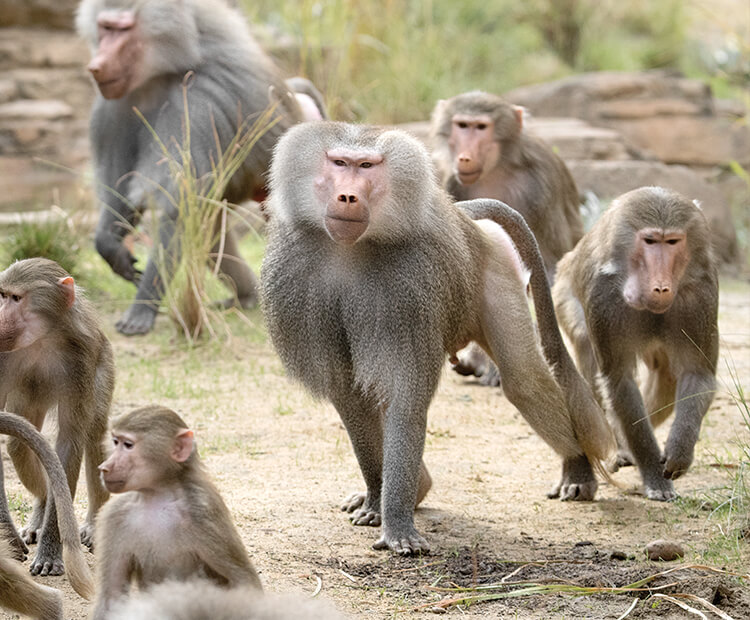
[0,1,93,208]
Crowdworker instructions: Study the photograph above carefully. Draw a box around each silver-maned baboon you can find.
[76,0,311,335]
[552,186,719,501]
[261,122,614,555]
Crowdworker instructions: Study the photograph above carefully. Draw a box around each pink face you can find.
[448,114,499,185]
[623,228,689,314]
[313,148,386,245]
[87,10,144,99]
[98,427,194,493]
[0,276,74,351]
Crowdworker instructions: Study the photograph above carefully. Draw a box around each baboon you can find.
[0,258,112,575]
[0,411,94,620]
[261,122,614,555]
[552,186,719,501]
[108,579,347,620]
[76,0,309,335]
[92,405,262,619]
[431,90,584,386]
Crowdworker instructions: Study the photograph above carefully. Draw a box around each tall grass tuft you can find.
[133,86,276,344]
[2,211,81,275]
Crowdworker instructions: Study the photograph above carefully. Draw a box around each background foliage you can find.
[240,0,749,123]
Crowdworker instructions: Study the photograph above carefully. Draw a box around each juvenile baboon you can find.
[0,411,94,620]
[431,91,584,386]
[108,579,347,620]
[552,186,719,501]
[76,0,309,335]
[261,122,614,555]
[0,258,112,575]
[92,405,262,619]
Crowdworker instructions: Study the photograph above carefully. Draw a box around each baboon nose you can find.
[337,194,358,203]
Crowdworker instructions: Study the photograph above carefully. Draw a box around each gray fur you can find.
[261,122,614,554]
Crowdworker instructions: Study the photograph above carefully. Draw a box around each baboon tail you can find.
[456,199,616,465]
[0,412,95,600]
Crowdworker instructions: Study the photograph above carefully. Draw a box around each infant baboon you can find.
[92,405,262,619]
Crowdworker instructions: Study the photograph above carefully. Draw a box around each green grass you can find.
[238,0,748,124]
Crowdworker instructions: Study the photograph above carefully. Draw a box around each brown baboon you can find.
[0,258,112,575]
[0,411,94,620]
[108,579,347,620]
[431,90,584,386]
[261,122,614,555]
[552,186,719,501]
[76,0,309,335]
[92,405,262,619]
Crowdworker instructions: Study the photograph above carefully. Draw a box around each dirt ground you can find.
[1,277,749,619]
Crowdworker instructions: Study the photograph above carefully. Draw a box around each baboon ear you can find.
[513,105,525,129]
[58,276,76,309]
[172,429,195,462]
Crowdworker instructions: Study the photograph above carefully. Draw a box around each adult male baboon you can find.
[262,122,614,555]
[0,411,94,620]
[92,405,261,619]
[552,187,719,501]
[0,258,112,575]
[431,90,584,386]
[76,0,309,335]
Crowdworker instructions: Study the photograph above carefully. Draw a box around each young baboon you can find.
[0,411,94,620]
[431,90,584,386]
[107,579,347,620]
[92,405,262,619]
[261,122,614,555]
[552,187,719,501]
[76,0,310,335]
[0,258,112,575]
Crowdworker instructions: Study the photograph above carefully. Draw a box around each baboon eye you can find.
[458,122,468,129]
[477,123,487,130]
[123,440,134,450]
[644,238,656,245]
[666,238,680,245]
[11,294,20,302]
[360,162,372,169]
[333,159,346,167]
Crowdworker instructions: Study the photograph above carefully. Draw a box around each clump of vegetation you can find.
[134,92,275,344]
[2,213,81,275]
[241,0,696,123]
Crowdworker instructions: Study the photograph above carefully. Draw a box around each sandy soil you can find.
[1,278,749,619]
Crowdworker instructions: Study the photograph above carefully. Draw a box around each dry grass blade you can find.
[132,88,279,344]
[414,562,748,612]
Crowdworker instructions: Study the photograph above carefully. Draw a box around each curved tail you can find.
[456,198,615,466]
[0,412,95,600]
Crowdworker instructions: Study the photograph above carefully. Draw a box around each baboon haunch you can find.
[0,258,112,575]
[552,186,719,501]
[431,90,584,386]
[261,122,614,555]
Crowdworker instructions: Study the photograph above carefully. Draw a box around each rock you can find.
[567,160,738,263]
[504,70,750,168]
[0,0,80,30]
[645,539,685,562]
